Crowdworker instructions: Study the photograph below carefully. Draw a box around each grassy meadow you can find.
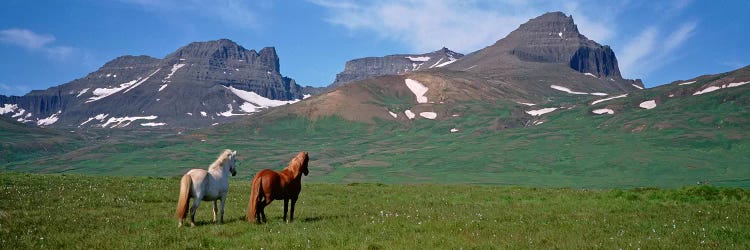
[2,173,749,249]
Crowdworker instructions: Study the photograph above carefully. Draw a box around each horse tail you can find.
[247,174,262,222]
[176,174,192,220]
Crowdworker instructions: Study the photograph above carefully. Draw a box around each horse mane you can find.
[284,151,308,174]
[209,149,233,171]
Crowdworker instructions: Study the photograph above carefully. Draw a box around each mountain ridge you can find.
[267,11,645,126]
[329,47,464,88]
[0,39,313,128]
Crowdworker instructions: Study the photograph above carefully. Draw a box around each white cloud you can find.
[0,29,55,49]
[309,0,620,54]
[310,0,532,53]
[0,28,75,60]
[118,0,262,29]
[619,22,697,79]
[619,27,658,76]
[664,21,697,51]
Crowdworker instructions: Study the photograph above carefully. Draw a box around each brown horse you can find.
[246,151,309,223]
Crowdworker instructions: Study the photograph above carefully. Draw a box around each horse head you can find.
[229,150,238,176]
[300,151,309,176]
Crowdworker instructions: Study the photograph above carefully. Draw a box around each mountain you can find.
[329,47,464,88]
[0,39,312,128]
[446,11,642,88]
[263,12,644,126]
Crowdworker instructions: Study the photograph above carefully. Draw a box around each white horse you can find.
[176,149,238,227]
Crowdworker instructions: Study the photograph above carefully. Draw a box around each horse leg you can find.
[283,199,289,223]
[219,196,226,224]
[261,193,272,223]
[190,199,201,227]
[260,204,267,223]
[212,200,218,223]
[261,199,272,223]
[289,198,298,223]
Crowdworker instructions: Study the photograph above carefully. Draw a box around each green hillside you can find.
[0,116,85,165]
[2,67,749,188]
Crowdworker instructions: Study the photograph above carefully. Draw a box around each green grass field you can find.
[2,173,749,249]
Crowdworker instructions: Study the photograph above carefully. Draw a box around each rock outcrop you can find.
[505,12,622,79]
[329,47,463,88]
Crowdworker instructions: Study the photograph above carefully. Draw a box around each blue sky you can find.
[0,0,748,96]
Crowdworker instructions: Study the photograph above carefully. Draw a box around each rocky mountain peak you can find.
[513,11,579,37]
[100,55,160,69]
[258,47,280,73]
[329,47,465,88]
[466,11,624,79]
[166,39,280,73]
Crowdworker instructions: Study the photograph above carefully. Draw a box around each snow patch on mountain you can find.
[226,86,299,107]
[37,111,61,126]
[87,79,138,103]
[79,114,109,127]
[124,68,161,93]
[632,84,644,90]
[639,100,657,109]
[434,53,458,68]
[239,102,259,113]
[550,85,588,95]
[693,86,721,95]
[405,56,430,62]
[690,80,748,96]
[76,88,89,97]
[0,104,18,114]
[11,108,25,118]
[728,81,749,88]
[419,112,437,119]
[87,68,161,103]
[163,63,186,83]
[404,79,429,103]
[404,110,416,119]
[218,104,250,117]
[592,108,614,115]
[435,58,457,67]
[678,80,696,85]
[526,107,558,116]
[591,94,628,105]
[141,122,166,127]
[101,115,158,128]
[428,58,444,68]
[17,113,33,123]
